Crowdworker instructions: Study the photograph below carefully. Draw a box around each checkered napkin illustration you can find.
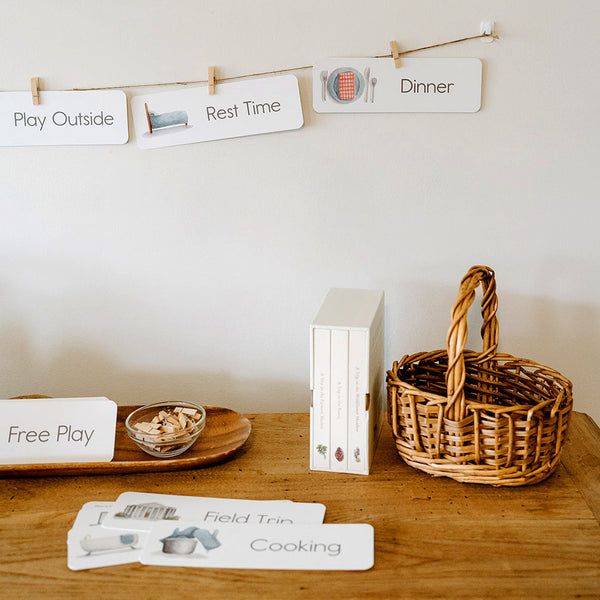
[337,71,355,101]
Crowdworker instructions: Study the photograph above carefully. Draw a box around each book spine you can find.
[330,329,349,471]
[366,302,385,470]
[348,329,368,472]
[311,328,331,470]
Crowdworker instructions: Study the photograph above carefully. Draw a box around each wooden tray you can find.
[0,404,251,478]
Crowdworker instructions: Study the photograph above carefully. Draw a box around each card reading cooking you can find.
[103,492,326,533]
[0,397,117,465]
[142,522,374,571]
[313,58,481,113]
[68,502,147,571]
[131,75,303,149]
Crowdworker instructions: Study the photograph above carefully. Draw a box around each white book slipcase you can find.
[310,288,385,475]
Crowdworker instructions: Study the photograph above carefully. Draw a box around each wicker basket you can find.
[387,265,573,486]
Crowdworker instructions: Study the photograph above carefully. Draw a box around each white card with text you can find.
[0,397,117,464]
[0,90,128,146]
[71,501,117,531]
[68,502,147,570]
[103,492,326,532]
[141,522,374,571]
[313,58,481,113]
[130,75,303,149]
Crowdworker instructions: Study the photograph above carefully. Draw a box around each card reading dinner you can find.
[130,74,303,149]
[0,397,117,464]
[313,58,481,112]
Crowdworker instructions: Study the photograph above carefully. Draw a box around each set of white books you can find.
[309,288,385,475]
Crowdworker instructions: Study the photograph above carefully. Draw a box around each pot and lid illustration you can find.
[160,536,198,555]
[160,527,221,555]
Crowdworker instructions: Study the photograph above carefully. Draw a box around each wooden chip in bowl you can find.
[132,406,202,454]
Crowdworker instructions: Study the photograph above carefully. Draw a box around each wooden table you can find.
[1,412,599,599]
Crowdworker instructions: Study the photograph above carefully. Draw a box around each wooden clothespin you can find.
[389,41,401,68]
[31,77,41,105]
[208,66,217,95]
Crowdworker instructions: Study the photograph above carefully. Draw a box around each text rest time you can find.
[206,100,281,121]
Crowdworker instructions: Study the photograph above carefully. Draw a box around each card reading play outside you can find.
[0,90,128,146]
[103,492,326,532]
[130,74,303,149]
[0,397,117,464]
[313,58,481,113]
[142,521,374,571]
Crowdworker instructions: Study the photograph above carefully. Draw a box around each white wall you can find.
[1,1,599,422]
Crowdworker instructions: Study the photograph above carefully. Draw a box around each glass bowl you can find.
[125,401,206,458]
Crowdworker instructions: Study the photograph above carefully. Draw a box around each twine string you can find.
[72,32,496,92]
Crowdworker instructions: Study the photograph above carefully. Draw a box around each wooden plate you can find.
[0,404,251,478]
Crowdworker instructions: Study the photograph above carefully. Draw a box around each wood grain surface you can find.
[0,411,599,599]
[0,405,251,477]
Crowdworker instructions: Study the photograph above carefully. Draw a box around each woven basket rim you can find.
[387,348,572,413]
[389,348,571,385]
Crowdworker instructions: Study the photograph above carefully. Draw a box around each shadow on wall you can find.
[0,287,598,421]
[0,328,305,413]
[386,280,599,422]
[499,292,600,403]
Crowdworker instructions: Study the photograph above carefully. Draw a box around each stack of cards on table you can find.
[68,492,374,571]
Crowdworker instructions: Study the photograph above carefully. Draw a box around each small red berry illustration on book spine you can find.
[335,447,344,462]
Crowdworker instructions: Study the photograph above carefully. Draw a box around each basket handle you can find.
[445,265,499,421]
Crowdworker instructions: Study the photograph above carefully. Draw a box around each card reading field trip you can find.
[130,75,303,149]
[102,492,326,532]
[313,58,481,113]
